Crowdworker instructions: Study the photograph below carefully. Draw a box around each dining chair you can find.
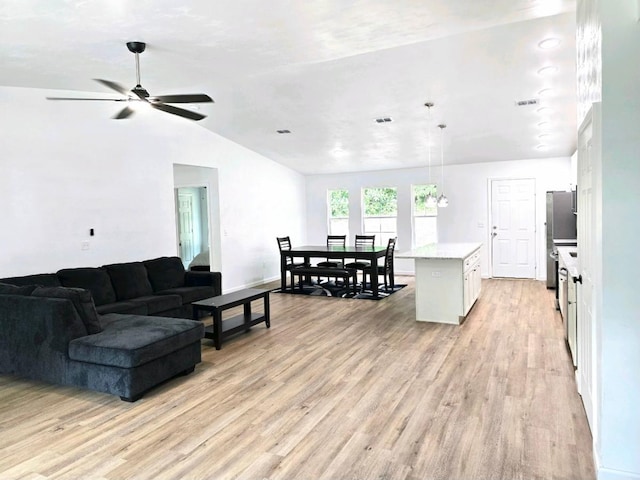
[362,237,397,293]
[276,236,307,290]
[316,235,347,268]
[345,234,376,287]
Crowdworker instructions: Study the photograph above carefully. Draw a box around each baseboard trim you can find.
[597,466,640,480]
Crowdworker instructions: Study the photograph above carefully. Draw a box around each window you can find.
[363,187,397,246]
[412,184,438,247]
[327,189,349,236]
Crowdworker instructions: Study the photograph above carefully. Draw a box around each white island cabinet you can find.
[397,243,482,325]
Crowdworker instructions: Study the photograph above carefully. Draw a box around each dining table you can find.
[279,245,390,298]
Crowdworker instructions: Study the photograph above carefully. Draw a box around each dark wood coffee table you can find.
[192,288,270,350]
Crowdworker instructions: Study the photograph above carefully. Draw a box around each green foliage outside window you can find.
[413,184,438,216]
[363,187,397,216]
[329,189,349,217]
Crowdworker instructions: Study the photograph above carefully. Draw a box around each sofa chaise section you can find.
[0,293,204,401]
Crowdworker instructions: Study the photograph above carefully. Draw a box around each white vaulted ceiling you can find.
[0,0,577,174]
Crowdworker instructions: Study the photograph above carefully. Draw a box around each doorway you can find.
[490,178,536,278]
[175,186,210,269]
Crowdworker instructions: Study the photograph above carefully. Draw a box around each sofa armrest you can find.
[184,271,222,295]
[0,295,87,382]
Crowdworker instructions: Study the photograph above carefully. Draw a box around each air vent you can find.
[375,117,393,123]
[515,98,540,107]
[276,129,291,134]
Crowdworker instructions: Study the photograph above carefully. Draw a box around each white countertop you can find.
[557,246,579,279]
[396,242,482,260]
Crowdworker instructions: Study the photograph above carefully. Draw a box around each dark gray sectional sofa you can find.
[0,256,222,401]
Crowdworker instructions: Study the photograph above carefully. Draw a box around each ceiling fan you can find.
[46,41,213,121]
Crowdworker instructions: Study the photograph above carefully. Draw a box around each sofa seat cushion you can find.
[155,286,216,304]
[143,257,186,291]
[68,315,204,369]
[57,268,116,306]
[96,301,148,316]
[31,286,102,334]
[0,274,61,288]
[103,262,153,301]
[129,294,182,315]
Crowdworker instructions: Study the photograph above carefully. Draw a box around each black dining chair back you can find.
[344,235,376,288]
[352,234,375,262]
[316,235,347,268]
[277,236,307,289]
[363,236,397,293]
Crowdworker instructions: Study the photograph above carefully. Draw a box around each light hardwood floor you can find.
[0,278,595,480]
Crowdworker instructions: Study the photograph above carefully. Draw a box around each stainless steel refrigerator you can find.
[546,191,577,288]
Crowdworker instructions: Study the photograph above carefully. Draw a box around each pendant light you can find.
[424,102,437,207]
[437,123,449,208]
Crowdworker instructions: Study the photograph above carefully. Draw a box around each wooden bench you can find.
[290,266,358,295]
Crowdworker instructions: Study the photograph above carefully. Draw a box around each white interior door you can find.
[177,192,195,266]
[491,178,536,278]
[576,106,598,435]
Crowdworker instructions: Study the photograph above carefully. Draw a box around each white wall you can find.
[306,157,572,280]
[0,86,306,292]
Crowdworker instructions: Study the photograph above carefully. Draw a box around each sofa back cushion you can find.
[32,286,102,334]
[0,282,37,296]
[103,262,153,301]
[143,257,186,292]
[0,274,61,288]
[56,268,116,307]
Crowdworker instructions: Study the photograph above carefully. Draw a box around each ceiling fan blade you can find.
[94,78,129,96]
[113,106,135,119]
[150,102,206,121]
[150,94,214,104]
[46,97,126,101]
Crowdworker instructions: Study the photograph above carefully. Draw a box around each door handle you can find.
[491,232,497,237]
[574,274,583,284]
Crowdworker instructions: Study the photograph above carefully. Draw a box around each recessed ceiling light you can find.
[276,129,291,134]
[537,66,558,76]
[538,88,554,97]
[538,38,561,49]
[536,144,549,151]
[537,121,551,128]
[538,133,552,139]
[537,106,553,114]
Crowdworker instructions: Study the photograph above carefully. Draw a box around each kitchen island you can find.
[397,243,482,324]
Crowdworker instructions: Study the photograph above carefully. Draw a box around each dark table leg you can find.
[264,292,271,327]
[192,304,200,321]
[243,301,252,332]
[370,253,379,298]
[214,309,222,350]
[280,255,287,291]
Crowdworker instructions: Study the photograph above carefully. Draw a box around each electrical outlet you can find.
[81,241,90,250]
[431,271,441,278]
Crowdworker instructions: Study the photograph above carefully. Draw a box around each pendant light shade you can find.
[424,102,437,207]
[437,123,448,208]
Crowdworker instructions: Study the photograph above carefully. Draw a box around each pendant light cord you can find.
[438,124,446,192]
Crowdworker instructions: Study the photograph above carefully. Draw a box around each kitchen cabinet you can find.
[397,243,482,325]
[557,246,578,367]
[567,273,577,367]
[463,248,482,315]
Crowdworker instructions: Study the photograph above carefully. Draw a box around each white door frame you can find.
[487,177,537,279]
[173,164,222,274]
